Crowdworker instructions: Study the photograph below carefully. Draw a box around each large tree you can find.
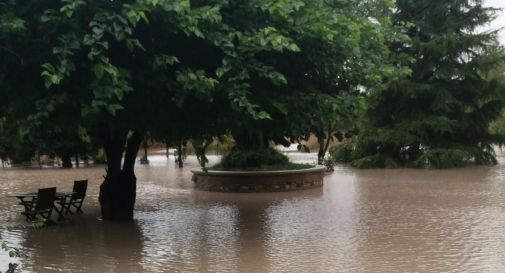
[348,0,505,168]
[0,0,312,220]
[1,0,404,220]
[215,0,408,163]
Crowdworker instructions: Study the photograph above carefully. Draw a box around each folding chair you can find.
[22,187,56,222]
[66,180,88,215]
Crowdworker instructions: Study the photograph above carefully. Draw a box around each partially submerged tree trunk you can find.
[140,138,149,165]
[194,138,211,168]
[99,130,143,221]
[176,140,183,168]
[317,130,332,165]
[61,153,73,168]
[317,138,331,165]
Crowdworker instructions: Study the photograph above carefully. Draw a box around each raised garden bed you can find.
[191,166,326,192]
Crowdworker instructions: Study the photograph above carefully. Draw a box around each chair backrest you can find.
[36,187,56,210]
[72,180,88,199]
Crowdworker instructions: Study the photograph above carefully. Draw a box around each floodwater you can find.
[1,152,505,273]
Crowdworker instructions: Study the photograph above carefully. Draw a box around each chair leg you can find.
[71,200,84,214]
[47,207,54,221]
[19,197,36,215]
[39,208,53,223]
[76,202,84,214]
[66,202,74,216]
[24,213,33,222]
[64,199,73,216]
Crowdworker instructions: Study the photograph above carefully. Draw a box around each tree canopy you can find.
[0,0,420,219]
[339,0,505,168]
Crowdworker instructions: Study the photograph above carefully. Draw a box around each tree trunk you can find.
[75,153,80,167]
[61,153,73,168]
[140,139,149,164]
[233,131,269,150]
[317,128,333,165]
[99,130,143,221]
[317,137,325,165]
[176,141,183,168]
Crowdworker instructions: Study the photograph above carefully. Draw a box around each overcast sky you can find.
[484,0,505,44]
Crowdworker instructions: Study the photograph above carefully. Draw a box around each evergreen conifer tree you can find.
[350,0,505,168]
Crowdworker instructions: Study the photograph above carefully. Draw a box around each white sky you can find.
[484,0,505,44]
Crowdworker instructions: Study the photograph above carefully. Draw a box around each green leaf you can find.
[216,66,231,78]
[40,10,58,23]
[126,38,146,51]
[93,64,104,79]
[153,55,179,69]
[256,111,272,120]
[92,27,104,36]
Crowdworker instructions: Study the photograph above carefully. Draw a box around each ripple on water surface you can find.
[1,154,505,272]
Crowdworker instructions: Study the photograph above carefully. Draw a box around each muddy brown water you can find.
[1,153,505,273]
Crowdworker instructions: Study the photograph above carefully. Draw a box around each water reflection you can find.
[352,166,505,273]
[136,201,240,273]
[20,217,144,273]
[192,188,324,273]
[1,155,505,272]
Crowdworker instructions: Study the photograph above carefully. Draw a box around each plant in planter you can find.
[211,146,313,171]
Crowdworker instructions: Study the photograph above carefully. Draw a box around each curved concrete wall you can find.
[191,166,326,192]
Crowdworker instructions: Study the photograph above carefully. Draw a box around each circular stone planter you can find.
[191,166,326,192]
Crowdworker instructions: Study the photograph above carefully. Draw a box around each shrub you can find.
[217,147,289,170]
[329,138,357,163]
[413,148,470,168]
[322,155,336,172]
[350,154,399,169]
